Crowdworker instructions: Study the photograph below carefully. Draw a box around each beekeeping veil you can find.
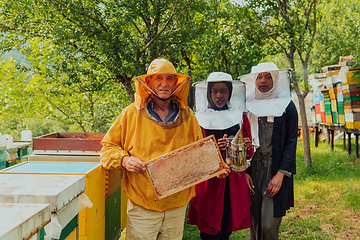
[132,59,191,128]
[239,62,292,148]
[193,72,246,130]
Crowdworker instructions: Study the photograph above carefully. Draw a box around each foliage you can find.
[245,0,317,88]
[0,0,207,132]
[0,117,76,139]
[312,0,360,72]
[0,0,264,133]
[187,1,263,81]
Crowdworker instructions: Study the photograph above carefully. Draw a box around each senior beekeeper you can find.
[239,62,298,240]
[100,59,202,239]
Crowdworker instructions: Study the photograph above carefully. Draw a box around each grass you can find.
[183,134,360,239]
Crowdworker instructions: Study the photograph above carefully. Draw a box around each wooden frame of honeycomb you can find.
[145,135,227,200]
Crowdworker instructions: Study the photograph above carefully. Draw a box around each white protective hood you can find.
[239,63,292,149]
[239,62,292,117]
[193,72,246,130]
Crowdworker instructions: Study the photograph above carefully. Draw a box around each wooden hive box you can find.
[145,135,227,200]
[33,132,105,155]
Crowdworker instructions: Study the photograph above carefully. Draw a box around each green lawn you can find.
[183,134,360,239]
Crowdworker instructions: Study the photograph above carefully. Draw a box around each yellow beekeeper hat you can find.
[133,59,191,107]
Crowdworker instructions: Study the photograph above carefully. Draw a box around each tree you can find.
[190,0,263,79]
[245,0,318,167]
[312,0,360,70]
[0,0,201,131]
[0,0,268,133]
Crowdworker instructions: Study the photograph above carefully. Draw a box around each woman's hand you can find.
[244,138,252,150]
[122,156,146,173]
[217,134,228,151]
[267,171,284,197]
[246,173,255,195]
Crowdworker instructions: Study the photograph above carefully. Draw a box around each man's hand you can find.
[246,173,255,195]
[122,156,146,173]
[267,171,284,197]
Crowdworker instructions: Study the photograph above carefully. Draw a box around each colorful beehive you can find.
[345,109,360,129]
[329,83,338,125]
[0,146,6,170]
[331,99,338,124]
[0,162,104,240]
[13,141,32,166]
[5,146,18,168]
[0,173,86,240]
[13,141,32,157]
[309,73,327,124]
[338,61,360,128]
[314,104,321,123]
[322,65,343,126]
[310,107,316,125]
[336,82,345,125]
[319,93,326,123]
[322,65,341,86]
[0,203,50,240]
[291,91,314,127]
[322,90,333,125]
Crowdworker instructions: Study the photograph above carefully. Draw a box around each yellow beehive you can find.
[345,69,360,85]
[339,115,345,125]
[78,164,105,239]
[331,99,338,112]
[80,216,105,240]
[325,115,333,125]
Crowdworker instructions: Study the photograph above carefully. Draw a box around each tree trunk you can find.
[289,56,312,167]
[123,79,135,103]
[298,94,312,167]
[117,74,134,102]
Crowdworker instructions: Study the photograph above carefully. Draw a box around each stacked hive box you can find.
[311,107,316,125]
[322,90,333,125]
[319,93,326,123]
[317,75,328,124]
[0,146,6,170]
[336,82,345,125]
[29,132,124,240]
[309,73,327,124]
[13,141,32,164]
[321,65,342,126]
[338,61,360,129]
[2,141,32,169]
[5,145,18,168]
[291,92,314,127]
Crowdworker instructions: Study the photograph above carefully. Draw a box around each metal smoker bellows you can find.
[226,129,247,172]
